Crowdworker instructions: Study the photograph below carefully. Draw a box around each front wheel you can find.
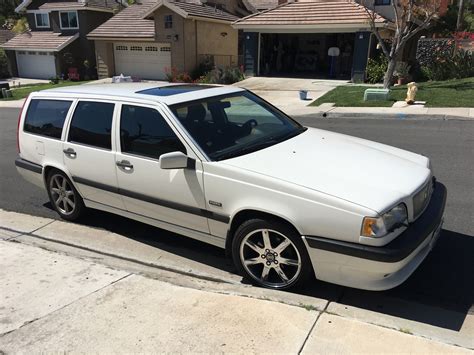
[46,170,85,221]
[232,219,312,290]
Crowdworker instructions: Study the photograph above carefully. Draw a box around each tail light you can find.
[17,94,29,154]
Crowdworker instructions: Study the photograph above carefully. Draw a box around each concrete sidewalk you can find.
[0,210,472,353]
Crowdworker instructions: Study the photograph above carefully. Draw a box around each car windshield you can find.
[169,91,306,161]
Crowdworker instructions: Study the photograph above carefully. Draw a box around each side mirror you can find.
[160,151,192,170]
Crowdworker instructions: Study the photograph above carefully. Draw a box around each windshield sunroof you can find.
[137,85,216,97]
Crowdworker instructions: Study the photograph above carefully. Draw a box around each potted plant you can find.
[395,62,411,85]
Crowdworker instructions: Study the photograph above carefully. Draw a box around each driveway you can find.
[235,76,349,115]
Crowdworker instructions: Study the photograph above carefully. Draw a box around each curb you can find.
[0,99,25,108]
[296,111,474,121]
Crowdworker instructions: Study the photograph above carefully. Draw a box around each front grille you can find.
[413,180,432,218]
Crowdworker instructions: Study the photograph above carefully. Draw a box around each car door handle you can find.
[63,148,76,158]
[116,160,134,171]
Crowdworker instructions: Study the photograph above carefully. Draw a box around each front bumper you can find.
[303,182,447,291]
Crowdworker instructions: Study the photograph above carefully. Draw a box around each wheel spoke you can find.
[274,265,289,282]
[274,238,291,254]
[55,196,62,205]
[262,229,272,249]
[245,240,263,254]
[244,257,263,266]
[279,257,299,267]
[261,265,271,281]
[62,178,67,190]
[62,199,69,213]
[52,188,61,195]
[53,176,61,189]
[65,190,74,197]
[65,197,75,209]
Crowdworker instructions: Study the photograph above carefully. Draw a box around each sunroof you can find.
[137,85,216,97]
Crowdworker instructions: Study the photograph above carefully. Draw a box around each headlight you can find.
[361,204,408,238]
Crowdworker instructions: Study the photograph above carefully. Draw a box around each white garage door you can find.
[16,51,57,79]
[114,42,171,80]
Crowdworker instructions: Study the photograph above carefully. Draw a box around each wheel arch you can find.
[42,164,84,199]
[225,209,302,259]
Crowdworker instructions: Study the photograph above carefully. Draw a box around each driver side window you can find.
[120,105,186,160]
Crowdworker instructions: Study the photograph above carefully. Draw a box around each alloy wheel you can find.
[239,229,302,288]
[49,174,76,215]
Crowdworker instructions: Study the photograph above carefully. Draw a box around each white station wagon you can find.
[16,83,446,291]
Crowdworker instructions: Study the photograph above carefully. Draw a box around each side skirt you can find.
[83,198,226,249]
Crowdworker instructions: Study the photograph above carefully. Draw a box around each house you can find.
[233,0,392,81]
[0,29,15,45]
[88,0,255,80]
[246,0,279,11]
[0,0,120,79]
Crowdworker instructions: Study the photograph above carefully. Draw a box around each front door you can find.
[114,103,209,233]
[63,100,124,209]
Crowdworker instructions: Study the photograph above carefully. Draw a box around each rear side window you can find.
[120,105,186,160]
[68,101,114,150]
[24,99,72,139]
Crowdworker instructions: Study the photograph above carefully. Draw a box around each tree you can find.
[363,0,442,89]
[456,0,465,31]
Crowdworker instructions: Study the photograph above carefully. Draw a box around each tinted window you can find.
[120,105,186,159]
[68,101,114,150]
[24,99,72,139]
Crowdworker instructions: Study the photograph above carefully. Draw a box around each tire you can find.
[46,170,85,221]
[232,218,313,290]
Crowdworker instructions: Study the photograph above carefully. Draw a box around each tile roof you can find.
[0,31,79,51]
[170,2,240,22]
[88,0,156,39]
[234,0,388,27]
[246,0,279,11]
[0,29,15,45]
[89,0,240,40]
[38,0,119,11]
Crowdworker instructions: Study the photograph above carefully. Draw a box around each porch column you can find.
[351,31,371,83]
[243,32,259,76]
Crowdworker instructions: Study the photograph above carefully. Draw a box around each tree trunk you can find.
[457,0,465,31]
[383,58,396,89]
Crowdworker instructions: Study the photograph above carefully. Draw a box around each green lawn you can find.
[1,80,91,101]
[310,77,474,108]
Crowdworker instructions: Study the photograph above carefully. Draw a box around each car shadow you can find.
[47,203,473,332]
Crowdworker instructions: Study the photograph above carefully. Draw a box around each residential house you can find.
[88,0,255,80]
[1,0,120,79]
[0,29,15,45]
[234,0,455,82]
[233,0,392,81]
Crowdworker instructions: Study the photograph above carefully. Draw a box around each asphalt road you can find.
[1,107,473,316]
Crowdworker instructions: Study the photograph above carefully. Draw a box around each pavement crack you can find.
[4,220,56,241]
[297,299,330,354]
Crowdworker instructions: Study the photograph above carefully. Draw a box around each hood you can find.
[222,128,430,213]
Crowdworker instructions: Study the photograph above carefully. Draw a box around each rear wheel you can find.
[232,218,312,290]
[46,170,85,221]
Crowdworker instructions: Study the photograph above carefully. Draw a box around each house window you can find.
[374,0,391,5]
[145,46,158,52]
[130,46,143,51]
[116,45,128,50]
[60,11,79,29]
[164,15,173,29]
[35,12,50,28]
[160,47,171,52]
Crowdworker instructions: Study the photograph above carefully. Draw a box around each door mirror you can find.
[160,151,191,170]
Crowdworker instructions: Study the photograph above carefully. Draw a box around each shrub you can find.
[420,49,474,81]
[0,49,11,79]
[165,66,193,83]
[198,66,244,85]
[366,54,388,84]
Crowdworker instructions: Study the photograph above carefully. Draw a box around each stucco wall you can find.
[94,40,114,79]
[196,21,238,67]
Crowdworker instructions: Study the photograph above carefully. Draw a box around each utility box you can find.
[364,88,390,101]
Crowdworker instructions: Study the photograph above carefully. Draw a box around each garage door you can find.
[114,42,171,80]
[16,51,57,79]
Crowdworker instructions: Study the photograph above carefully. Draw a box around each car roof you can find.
[40,82,246,106]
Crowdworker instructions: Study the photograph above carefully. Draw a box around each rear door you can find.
[114,102,209,233]
[63,100,124,209]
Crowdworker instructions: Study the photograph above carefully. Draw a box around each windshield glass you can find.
[169,91,306,161]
